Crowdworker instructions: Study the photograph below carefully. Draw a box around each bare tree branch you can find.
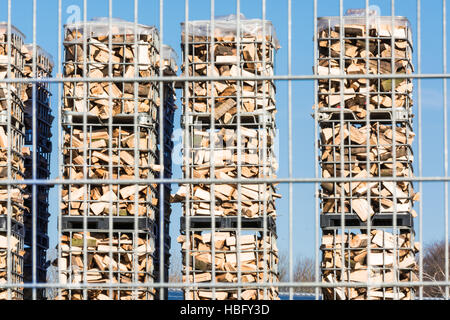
[278,251,315,294]
[422,240,450,297]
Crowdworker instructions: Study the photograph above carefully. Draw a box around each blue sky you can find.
[1,0,449,269]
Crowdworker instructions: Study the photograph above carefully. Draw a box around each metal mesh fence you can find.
[0,0,448,301]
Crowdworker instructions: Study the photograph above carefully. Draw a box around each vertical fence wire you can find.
[5,0,12,301]
[416,0,424,300]
[313,0,320,301]
[235,0,241,300]
[31,0,37,301]
[209,0,216,301]
[56,0,62,301]
[183,0,190,300]
[159,0,166,300]
[444,0,450,301]
[287,0,294,301]
[390,0,399,300]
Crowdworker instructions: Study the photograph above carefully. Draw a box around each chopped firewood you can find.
[316,21,413,119]
[63,20,161,117]
[179,17,280,301]
[179,231,279,300]
[320,122,416,219]
[62,126,163,218]
[321,230,418,300]
[53,231,155,300]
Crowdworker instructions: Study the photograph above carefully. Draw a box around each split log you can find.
[181,22,278,122]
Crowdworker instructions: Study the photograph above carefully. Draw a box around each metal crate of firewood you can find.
[316,14,413,120]
[180,14,279,121]
[318,119,417,223]
[0,23,26,121]
[22,148,52,230]
[57,18,176,300]
[176,15,281,300]
[315,10,419,300]
[0,225,24,300]
[321,227,419,300]
[154,44,177,300]
[62,18,161,119]
[0,22,26,255]
[23,230,49,300]
[53,229,156,300]
[0,23,26,186]
[177,229,279,300]
[22,44,54,153]
[173,116,280,219]
[61,121,160,219]
[0,21,27,296]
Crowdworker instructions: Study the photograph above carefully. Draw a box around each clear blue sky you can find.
[0,0,449,268]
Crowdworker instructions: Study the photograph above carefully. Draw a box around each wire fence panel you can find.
[0,0,448,301]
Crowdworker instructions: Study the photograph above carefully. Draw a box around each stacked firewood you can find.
[0,23,26,112]
[22,43,54,131]
[21,44,54,300]
[178,16,281,300]
[63,19,160,119]
[61,125,160,218]
[0,233,25,300]
[319,121,418,221]
[0,24,27,300]
[53,231,155,300]
[171,126,280,218]
[57,19,168,300]
[0,154,27,224]
[161,44,178,76]
[317,14,418,300]
[177,231,279,300]
[178,16,280,215]
[321,229,419,300]
[181,16,279,121]
[0,24,27,225]
[316,19,413,118]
